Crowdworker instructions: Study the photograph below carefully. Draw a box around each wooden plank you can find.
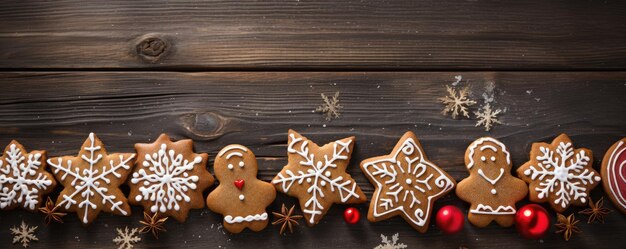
[0,72,624,248]
[1,1,626,70]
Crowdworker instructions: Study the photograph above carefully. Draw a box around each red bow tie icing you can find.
[234,179,245,190]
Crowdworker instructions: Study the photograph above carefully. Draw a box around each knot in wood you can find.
[136,37,168,61]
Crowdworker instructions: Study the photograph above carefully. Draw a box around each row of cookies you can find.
[0,130,624,234]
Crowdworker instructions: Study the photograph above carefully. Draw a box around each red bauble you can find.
[515,204,550,239]
[436,205,464,234]
[343,207,360,224]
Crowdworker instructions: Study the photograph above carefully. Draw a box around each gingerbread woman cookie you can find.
[517,134,601,213]
[0,141,56,211]
[129,134,214,222]
[360,131,456,233]
[456,137,527,227]
[48,133,135,225]
[272,130,365,226]
[601,138,626,214]
[207,145,276,233]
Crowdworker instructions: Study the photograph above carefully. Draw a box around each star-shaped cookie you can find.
[48,133,135,225]
[517,134,601,213]
[128,134,214,222]
[272,130,365,226]
[360,131,456,233]
[0,141,56,211]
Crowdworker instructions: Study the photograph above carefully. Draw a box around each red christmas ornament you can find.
[435,205,464,234]
[343,207,360,224]
[515,204,550,239]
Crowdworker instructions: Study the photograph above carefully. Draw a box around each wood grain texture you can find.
[0,72,624,248]
[1,0,626,70]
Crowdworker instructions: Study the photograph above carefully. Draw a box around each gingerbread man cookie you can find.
[0,141,56,211]
[360,131,456,233]
[129,134,214,222]
[517,134,601,213]
[456,137,527,227]
[207,145,276,233]
[272,130,365,226]
[48,133,135,225]
[601,138,626,214]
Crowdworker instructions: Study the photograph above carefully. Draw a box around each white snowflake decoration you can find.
[474,104,502,131]
[272,132,361,224]
[48,133,135,224]
[374,233,407,249]
[10,221,38,248]
[131,143,202,213]
[523,141,601,209]
[113,226,141,249]
[0,143,53,210]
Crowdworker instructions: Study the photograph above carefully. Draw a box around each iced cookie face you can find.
[214,145,257,187]
[467,138,512,195]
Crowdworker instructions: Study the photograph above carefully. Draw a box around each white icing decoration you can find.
[480,156,486,162]
[361,137,455,227]
[224,212,268,224]
[217,145,248,157]
[0,143,53,210]
[478,168,504,186]
[470,204,516,215]
[227,164,234,170]
[467,138,511,169]
[238,161,244,168]
[239,194,244,201]
[523,142,601,209]
[605,140,626,210]
[130,143,202,213]
[48,133,134,224]
[272,133,361,224]
[490,156,496,161]
[491,189,497,194]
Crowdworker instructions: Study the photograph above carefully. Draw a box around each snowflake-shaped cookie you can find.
[272,130,365,226]
[129,134,214,222]
[517,134,601,212]
[360,131,455,232]
[0,141,56,211]
[48,133,135,224]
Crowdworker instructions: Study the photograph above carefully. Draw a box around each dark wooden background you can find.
[0,1,625,248]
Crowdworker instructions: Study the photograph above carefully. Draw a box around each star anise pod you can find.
[555,213,581,241]
[139,212,168,239]
[578,197,612,224]
[38,197,66,225]
[272,204,303,235]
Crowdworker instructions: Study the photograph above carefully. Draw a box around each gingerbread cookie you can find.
[601,138,626,214]
[207,145,276,233]
[517,134,601,213]
[360,131,456,233]
[129,134,213,222]
[0,141,56,211]
[47,133,135,224]
[456,137,527,227]
[272,130,365,226]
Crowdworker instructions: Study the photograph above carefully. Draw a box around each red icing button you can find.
[234,179,245,190]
